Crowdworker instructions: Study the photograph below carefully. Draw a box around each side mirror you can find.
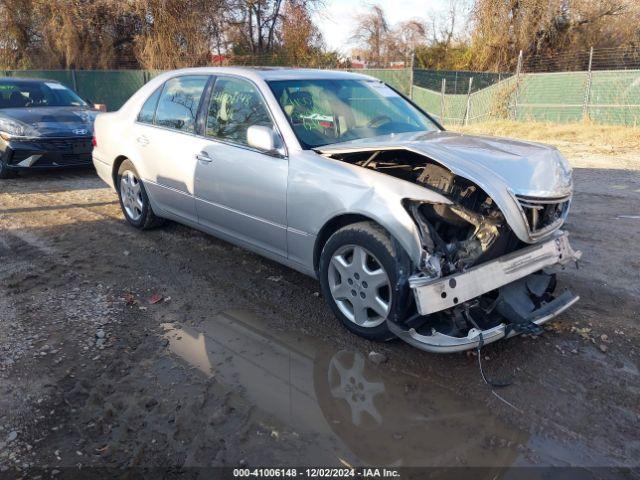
[247,125,283,155]
[86,98,107,112]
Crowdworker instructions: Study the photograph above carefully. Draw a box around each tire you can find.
[0,159,16,179]
[319,221,413,341]
[116,160,164,229]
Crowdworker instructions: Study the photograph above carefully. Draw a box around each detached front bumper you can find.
[388,232,582,353]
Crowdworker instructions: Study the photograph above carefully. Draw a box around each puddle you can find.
[161,309,536,468]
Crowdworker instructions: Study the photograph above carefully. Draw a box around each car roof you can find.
[158,67,377,83]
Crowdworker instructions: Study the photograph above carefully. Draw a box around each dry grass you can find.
[456,120,640,154]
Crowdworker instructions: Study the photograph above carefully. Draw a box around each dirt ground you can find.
[0,135,639,477]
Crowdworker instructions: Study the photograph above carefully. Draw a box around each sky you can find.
[315,0,455,54]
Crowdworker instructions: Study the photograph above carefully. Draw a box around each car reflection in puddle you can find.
[161,309,526,468]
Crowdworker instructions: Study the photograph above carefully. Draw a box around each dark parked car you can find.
[0,77,98,178]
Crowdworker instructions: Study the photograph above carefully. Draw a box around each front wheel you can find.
[116,160,164,229]
[319,221,413,341]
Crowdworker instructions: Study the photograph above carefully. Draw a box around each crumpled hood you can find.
[316,130,574,244]
[317,131,573,198]
[0,107,97,137]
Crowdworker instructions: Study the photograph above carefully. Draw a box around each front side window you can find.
[268,79,439,149]
[137,86,162,124]
[205,77,273,146]
[154,76,209,133]
[0,81,87,109]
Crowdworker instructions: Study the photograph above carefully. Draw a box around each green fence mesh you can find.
[468,77,518,124]
[414,69,510,94]
[588,70,640,126]
[74,70,146,111]
[1,68,637,126]
[412,86,442,120]
[351,68,412,96]
[413,70,640,127]
[515,72,588,123]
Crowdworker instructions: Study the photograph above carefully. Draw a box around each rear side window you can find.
[154,76,209,133]
[137,86,162,124]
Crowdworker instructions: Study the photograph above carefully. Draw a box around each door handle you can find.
[137,135,149,146]
[196,152,213,163]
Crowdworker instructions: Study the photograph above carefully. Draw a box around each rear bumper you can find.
[389,232,582,353]
[92,153,115,190]
[1,137,93,169]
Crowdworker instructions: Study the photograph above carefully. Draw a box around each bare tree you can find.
[392,19,428,63]
[351,4,390,67]
[471,0,640,71]
[0,0,38,68]
[135,0,228,69]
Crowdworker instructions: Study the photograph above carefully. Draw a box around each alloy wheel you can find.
[327,244,392,328]
[120,170,144,221]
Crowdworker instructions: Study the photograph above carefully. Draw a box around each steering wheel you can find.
[367,115,393,128]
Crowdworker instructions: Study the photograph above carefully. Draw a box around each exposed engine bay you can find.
[323,148,582,352]
[325,149,522,276]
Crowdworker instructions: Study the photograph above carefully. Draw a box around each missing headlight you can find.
[407,198,521,274]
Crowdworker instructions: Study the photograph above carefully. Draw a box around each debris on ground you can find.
[571,326,594,342]
[149,294,164,304]
[368,351,388,365]
[123,292,137,306]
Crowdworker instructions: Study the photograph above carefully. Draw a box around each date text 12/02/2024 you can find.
[232,468,401,478]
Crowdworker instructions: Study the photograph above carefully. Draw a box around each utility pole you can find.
[582,46,594,120]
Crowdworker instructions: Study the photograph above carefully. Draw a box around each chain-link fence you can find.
[412,47,640,127]
[0,67,412,111]
[413,69,510,94]
[2,46,638,126]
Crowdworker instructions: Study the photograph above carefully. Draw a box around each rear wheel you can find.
[319,221,413,341]
[116,160,163,229]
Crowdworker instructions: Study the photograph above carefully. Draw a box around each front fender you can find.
[287,152,451,269]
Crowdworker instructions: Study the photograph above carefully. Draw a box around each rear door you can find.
[193,76,288,258]
[133,75,210,223]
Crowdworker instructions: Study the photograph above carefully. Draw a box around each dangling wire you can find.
[475,331,512,388]
[475,331,523,413]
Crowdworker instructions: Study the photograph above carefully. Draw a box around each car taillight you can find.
[91,136,97,148]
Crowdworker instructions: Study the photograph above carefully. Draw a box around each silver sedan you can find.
[92,67,581,353]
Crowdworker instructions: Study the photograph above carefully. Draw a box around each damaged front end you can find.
[323,147,581,353]
[389,233,581,353]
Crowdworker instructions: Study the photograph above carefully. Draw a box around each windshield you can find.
[268,79,439,149]
[0,81,88,109]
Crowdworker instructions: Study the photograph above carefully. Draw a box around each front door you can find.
[194,76,288,258]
